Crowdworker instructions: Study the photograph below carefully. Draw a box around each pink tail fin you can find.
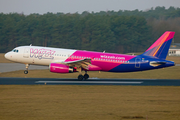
[142,31,175,59]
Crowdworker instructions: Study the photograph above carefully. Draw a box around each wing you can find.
[55,58,92,70]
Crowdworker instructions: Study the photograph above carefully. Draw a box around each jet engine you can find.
[49,63,74,73]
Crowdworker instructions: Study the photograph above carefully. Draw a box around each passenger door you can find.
[135,57,141,68]
[23,48,29,58]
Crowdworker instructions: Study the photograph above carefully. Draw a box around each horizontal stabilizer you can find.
[150,61,166,67]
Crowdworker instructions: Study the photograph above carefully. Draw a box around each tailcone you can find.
[166,61,175,67]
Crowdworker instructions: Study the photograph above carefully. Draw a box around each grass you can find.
[0,54,180,120]
[0,85,180,120]
[166,56,180,64]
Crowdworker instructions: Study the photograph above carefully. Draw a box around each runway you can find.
[0,77,180,86]
[0,63,48,73]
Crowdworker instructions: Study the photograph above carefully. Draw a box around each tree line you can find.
[0,6,180,53]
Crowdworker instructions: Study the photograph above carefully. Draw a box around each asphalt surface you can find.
[0,63,179,86]
[0,63,48,73]
[0,77,180,86]
[176,64,180,66]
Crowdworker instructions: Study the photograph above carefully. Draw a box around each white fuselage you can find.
[5,46,76,66]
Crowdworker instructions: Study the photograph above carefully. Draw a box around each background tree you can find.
[0,6,180,53]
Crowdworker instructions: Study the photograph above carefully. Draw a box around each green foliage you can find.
[0,6,180,53]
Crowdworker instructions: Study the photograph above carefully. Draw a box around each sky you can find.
[0,0,180,15]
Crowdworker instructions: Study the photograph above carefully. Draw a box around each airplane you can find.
[5,31,175,80]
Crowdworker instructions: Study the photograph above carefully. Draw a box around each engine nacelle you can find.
[49,63,74,73]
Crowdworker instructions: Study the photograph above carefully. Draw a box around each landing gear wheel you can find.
[24,70,28,74]
[78,75,84,81]
[24,64,29,74]
[84,74,89,80]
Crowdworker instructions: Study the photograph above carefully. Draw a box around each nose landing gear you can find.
[24,64,29,74]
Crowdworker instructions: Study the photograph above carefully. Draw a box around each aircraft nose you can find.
[4,52,11,60]
[4,53,8,59]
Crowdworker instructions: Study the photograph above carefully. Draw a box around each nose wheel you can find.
[24,70,28,74]
[24,64,29,74]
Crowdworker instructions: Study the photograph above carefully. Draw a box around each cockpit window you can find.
[12,49,19,53]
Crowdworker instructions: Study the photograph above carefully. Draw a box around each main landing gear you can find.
[78,73,89,81]
[24,64,29,74]
[77,68,89,80]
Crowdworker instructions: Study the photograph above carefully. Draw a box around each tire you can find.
[24,70,28,74]
[84,74,89,80]
[78,75,84,81]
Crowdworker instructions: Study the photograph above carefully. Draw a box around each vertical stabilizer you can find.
[142,31,175,59]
